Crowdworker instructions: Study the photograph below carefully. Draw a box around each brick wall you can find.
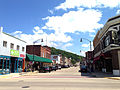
[26,45,41,56]
[26,45,51,59]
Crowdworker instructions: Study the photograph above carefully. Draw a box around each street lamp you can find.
[80,38,92,51]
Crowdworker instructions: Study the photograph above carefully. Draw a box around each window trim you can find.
[3,41,7,47]
[10,43,14,49]
[22,47,25,52]
[17,45,20,51]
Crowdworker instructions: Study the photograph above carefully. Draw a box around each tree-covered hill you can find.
[51,47,83,64]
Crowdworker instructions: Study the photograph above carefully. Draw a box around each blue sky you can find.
[0,0,120,56]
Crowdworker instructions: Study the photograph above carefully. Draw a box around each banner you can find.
[10,49,19,57]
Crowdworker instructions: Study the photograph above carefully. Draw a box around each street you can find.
[0,66,120,90]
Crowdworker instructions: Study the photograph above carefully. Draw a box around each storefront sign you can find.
[20,54,25,58]
[10,49,19,57]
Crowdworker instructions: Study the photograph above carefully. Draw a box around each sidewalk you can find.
[0,71,39,79]
[0,73,20,79]
[89,72,120,80]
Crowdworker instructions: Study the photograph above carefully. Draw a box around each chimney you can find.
[0,27,3,33]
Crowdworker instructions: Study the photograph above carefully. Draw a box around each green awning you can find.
[26,54,52,63]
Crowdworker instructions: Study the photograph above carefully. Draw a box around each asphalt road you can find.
[0,66,120,90]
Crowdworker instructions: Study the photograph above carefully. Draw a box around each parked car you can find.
[39,66,51,73]
[80,65,87,72]
[61,65,69,68]
[52,66,57,71]
[58,65,61,69]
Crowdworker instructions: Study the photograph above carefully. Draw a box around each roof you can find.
[3,32,27,43]
[26,54,52,63]
[107,14,120,22]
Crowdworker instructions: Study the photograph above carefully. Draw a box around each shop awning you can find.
[93,56,100,64]
[26,54,52,63]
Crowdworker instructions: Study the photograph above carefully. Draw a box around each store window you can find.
[22,47,24,52]
[3,41,7,47]
[105,35,110,46]
[17,45,20,51]
[10,43,14,49]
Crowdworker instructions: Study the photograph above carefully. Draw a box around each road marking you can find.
[14,76,89,78]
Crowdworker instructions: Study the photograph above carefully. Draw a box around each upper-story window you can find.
[3,41,7,47]
[112,31,118,44]
[43,52,44,57]
[17,45,20,51]
[105,35,110,46]
[10,43,14,49]
[22,47,25,52]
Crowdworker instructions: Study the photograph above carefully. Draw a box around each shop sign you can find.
[20,54,25,58]
[10,49,19,57]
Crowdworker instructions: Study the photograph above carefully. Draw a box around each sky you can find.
[0,0,120,56]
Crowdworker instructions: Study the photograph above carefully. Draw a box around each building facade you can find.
[93,15,120,76]
[85,51,94,72]
[0,27,26,74]
[62,57,71,67]
[26,45,52,68]
[26,45,51,59]
[51,55,61,65]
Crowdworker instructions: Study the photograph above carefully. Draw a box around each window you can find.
[43,52,44,57]
[3,41,7,47]
[10,43,14,49]
[17,45,20,50]
[22,47,24,52]
[112,31,118,44]
[105,36,110,46]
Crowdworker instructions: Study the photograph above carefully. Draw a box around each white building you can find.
[0,27,26,75]
[51,55,61,65]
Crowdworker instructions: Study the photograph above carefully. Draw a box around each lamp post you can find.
[32,39,43,72]
[80,38,92,51]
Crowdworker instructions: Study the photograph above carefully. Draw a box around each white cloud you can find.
[89,33,95,37]
[64,43,73,47]
[61,43,73,53]
[55,0,120,10]
[33,26,43,34]
[48,9,54,14]
[11,26,72,49]
[12,31,22,34]
[116,10,120,14]
[82,44,89,47]
[42,9,103,33]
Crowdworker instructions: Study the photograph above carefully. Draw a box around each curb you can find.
[0,73,20,79]
[105,77,120,80]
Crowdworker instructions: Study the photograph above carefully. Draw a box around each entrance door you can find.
[11,57,18,73]
[106,59,113,72]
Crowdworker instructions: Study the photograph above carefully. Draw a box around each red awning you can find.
[93,56,100,64]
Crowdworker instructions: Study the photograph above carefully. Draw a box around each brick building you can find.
[93,15,120,76]
[85,51,94,72]
[26,45,51,59]
[26,45,52,70]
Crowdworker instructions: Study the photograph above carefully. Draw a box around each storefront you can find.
[26,54,52,71]
[0,27,26,75]
[10,57,23,73]
[0,56,10,75]
[0,56,23,75]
